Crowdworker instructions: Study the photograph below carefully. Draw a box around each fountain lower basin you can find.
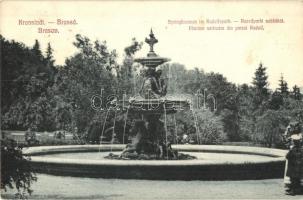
[23,145,287,180]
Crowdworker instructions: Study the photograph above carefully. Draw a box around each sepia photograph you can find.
[1,0,303,199]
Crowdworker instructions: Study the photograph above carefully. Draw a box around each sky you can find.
[1,0,303,90]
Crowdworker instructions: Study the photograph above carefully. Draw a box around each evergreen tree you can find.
[278,74,289,96]
[252,62,269,108]
[32,39,42,60]
[291,85,302,100]
[45,42,57,74]
[45,43,54,65]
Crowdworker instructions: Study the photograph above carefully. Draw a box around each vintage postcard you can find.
[1,0,303,199]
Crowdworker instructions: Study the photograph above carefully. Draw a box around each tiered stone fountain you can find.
[107,29,193,160]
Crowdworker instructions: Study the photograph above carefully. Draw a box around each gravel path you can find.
[2,174,302,200]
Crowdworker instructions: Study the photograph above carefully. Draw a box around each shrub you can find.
[193,109,226,144]
[1,138,37,199]
[254,110,289,148]
[176,109,226,144]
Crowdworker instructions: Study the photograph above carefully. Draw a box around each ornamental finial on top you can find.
[145,28,158,54]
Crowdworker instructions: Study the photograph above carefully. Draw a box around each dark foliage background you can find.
[1,34,302,146]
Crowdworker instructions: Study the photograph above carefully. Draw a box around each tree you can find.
[237,84,255,141]
[280,97,303,125]
[1,36,57,131]
[160,64,240,141]
[194,109,226,144]
[160,63,192,94]
[32,39,42,60]
[124,38,142,57]
[53,34,118,136]
[278,74,289,97]
[254,110,289,148]
[252,62,269,108]
[45,43,53,62]
[174,109,226,144]
[45,42,56,71]
[1,138,37,199]
[183,68,206,94]
[267,90,284,110]
[291,85,302,100]
[116,38,143,95]
[202,73,240,141]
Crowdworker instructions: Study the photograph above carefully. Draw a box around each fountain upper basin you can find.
[134,56,170,68]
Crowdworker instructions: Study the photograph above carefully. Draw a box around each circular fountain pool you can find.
[23,144,287,180]
[37,151,275,163]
